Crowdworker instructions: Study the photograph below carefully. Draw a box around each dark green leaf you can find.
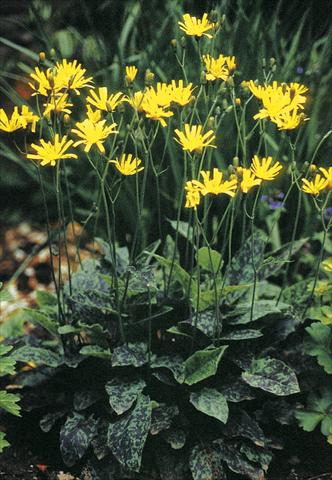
[221,409,265,447]
[162,428,187,449]
[240,444,273,472]
[219,376,255,403]
[150,354,185,383]
[80,345,112,360]
[107,394,152,472]
[73,390,102,411]
[242,357,300,396]
[189,444,226,480]
[22,308,58,336]
[105,377,146,415]
[11,346,62,368]
[214,439,264,480]
[40,410,67,432]
[112,342,148,367]
[220,329,263,340]
[183,346,228,385]
[150,404,179,434]
[60,412,97,467]
[190,388,229,424]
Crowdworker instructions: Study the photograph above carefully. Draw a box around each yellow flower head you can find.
[194,168,238,197]
[251,155,282,181]
[0,107,24,132]
[184,181,201,208]
[54,59,94,94]
[86,87,125,112]
[249,81,308,130]
[110,153,144,176]
[301,174,328,196]
[72,119,118,154]
[271,109,306,130]
[319,167,332,189]
[19,105,39,133]
[43,93,73,117]
[27,134,78,166]
[125,66,138,84]
[126,91,146,112]
[144,83,172,109]
[141,96,173,127]
[203,54,236,82]
[29,60,93,96]
[86,105,102,123]
[169,80,194,107]
[239,168,262,193]
[174,124,216,154]
[178,13,215,39]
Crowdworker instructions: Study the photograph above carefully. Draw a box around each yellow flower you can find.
[27,134,78,167]
[29,60,93,96]
[54,59,93,94]
[251,155,282,181]
[86,105,102,123]
[270,109,306,130]
[125,66,138,84]
[18,106,39,133]
[319,167,332,189]
[202,54,236,82]
[322,257,332,272]
[174,124,216,153]
[248,81,308,130]
[86,87,125,112]
[169,80,194,107]
[144,83,172,108]
[72,119,118,154]
[109,153,144,175]
[29,67,54,96]
[43,93,73,117]
[126,91,145,112]
[142,96,173,127]
[194,168,238,197]
[184,181,201,208]
[301,174,328,196]
[0,107,24,132]
[178,13,215,39]
[239,168,262,193]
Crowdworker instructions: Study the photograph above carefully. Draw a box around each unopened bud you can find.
[181,36,186,48]
[235,97,241,106]
[228,165,235,174]
[233,156,239,168]
[262,58,266,68]
[271,64,277,73]
[269,57,276,67]
[46,68,55,88]
[144,69,155,86]
[222,99,228,110]
[207,116,215,129]
[309,164,317,172]
[63,114,71,124]
[215,106,221,116]
[171,39,177,49]
[226,76,234,87]
[50,48,56,60]
[39,51,46,63]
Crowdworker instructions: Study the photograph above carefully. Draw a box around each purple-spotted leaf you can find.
[190,388,229,424]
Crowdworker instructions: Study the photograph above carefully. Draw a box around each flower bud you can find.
[235,97,241,106]
[46,68,55,88]
[144,69,155,86]
[262,57,266,68]
[222,99,228,110]
[228,165,234,175]
[63,114,71,124]
[180,36,186,48]
[170,39,177,49]
[207,116,215,129]
[39,51,46,63]
[50,48,56,60]
[226,76,234,87]
[233,156,239,168]
[269,57,276,67]
[209,10,219,23]
[309,164,317,172]
[215,106,221,116]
